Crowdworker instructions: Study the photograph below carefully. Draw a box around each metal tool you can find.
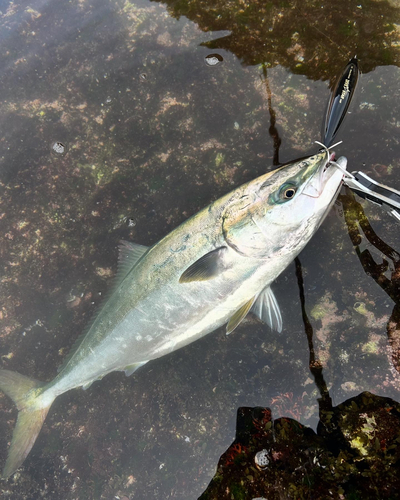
[343,172,400,222]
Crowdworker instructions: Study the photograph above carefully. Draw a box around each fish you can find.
[0,147,347,478]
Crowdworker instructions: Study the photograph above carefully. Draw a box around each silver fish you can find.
[0,149,347,477]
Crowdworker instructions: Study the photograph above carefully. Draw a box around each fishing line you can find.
[314,140,355,180]
[329,160,355,180]
[314,139,343,152]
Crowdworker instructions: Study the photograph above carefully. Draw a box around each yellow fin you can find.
[124,361,148,377]
[0,370,52,478]
[226,297,256,335]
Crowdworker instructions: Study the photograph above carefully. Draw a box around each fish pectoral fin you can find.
[251,286,282,333]
[226,296,256,335]
[179,247,228,283]
[123,360,148,377]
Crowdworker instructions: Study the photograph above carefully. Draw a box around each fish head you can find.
[222,150,347,258]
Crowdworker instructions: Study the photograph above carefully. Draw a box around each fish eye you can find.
[299,161,309,168]
[270,182,298,205]
[283,187,297,199]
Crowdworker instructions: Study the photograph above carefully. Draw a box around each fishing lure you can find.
[321,57,400,221]
[322,56,359,147]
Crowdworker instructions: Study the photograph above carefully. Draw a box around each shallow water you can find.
[0,0,400,498]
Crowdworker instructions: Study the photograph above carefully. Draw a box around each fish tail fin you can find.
[0,370,53,479]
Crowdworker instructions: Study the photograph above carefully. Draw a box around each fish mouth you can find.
[322,152,336,172]
[303,151,346,198]
[324,152,336,170]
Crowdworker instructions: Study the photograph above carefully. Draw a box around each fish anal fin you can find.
[81,373,109,390]
[0,370,52,479]
[123,360,148,377]
[251,286,282,333]
[179,247,228,283]
[226,296,256,335]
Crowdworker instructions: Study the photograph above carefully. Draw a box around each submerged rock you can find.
[199,392,400,499]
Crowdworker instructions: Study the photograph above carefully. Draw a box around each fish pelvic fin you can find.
[0,370,52,479]
[226,296,256,335]
[251,286,283,333]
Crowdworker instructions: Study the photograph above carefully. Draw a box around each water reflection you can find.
[340,188,400,376]
[261,65,281,166]
[156,0,400,76]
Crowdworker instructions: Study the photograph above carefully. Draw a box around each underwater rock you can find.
[199,392,400,499]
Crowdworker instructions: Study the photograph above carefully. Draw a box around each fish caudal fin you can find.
[0,370,52,479]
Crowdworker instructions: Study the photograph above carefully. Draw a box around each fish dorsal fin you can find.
[226,296,256,335]
[117,240,149,283]
[105,240,149,306]
[92,240,149,332]
[251,286,282,333]
[179,247,228,283]
[57,241,149,375]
